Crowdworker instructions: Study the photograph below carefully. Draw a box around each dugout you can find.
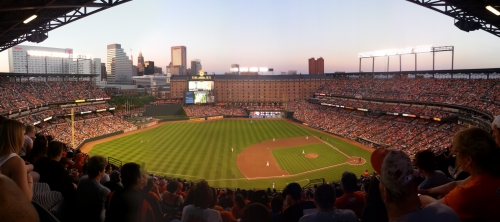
[143,104,184,116]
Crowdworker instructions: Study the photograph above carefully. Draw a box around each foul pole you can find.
[71,108,75,148]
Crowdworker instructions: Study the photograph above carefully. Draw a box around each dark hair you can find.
[144,177,156,192]
[414,150,437,173]
[314,184,336,210]
[250,190,269,206]
[209,188,218,209]
[183,184,196,206]
[193,180,212,209]
[47,141,65,158]
[341,171,358,193]
[241,203,270,222]
[25,125,35,134]
[167,180,179,193]
[121,162,142,188]
[283,183,302,200]
[247,190,254,200]
[240,189,248,200]
[234,194,246,209]
[366,176,383,204]
[27,135,48,163]
[271,195,284,213]
[87,155,107,178]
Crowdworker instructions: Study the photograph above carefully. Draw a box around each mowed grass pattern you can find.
[272,144,348,174]
[89,119,373,189]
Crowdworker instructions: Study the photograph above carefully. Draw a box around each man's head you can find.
[340,171,358,193]
[86,155,107,179]
[25,125,35,138]
[372,149,417,204]
[414,150,436,174]
[314,184,336,211]
[283,182,302,202]
[47,141,66,161]
[492,115,500,147]
[193,180,212,209]
[241,203,270,222]
[166,180,179,193]
[120,162,146,189]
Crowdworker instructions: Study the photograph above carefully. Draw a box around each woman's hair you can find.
[234,194,246,209]
[0,119,25,157]
[366,175,383,204]
[47,141,66,158]
[453,127,500,176]
[144,177,156,192]
[27,134,48,163]
[167,181,179,194]
[183,184,197,206]
[192,180,212,209]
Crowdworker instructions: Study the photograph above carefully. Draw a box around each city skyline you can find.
[1,0,500,74]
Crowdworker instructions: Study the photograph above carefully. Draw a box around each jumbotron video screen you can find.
[185,81,215,104]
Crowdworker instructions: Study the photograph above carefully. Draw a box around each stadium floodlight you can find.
[259,67,268,72]
[249,67,259,72]
[413,45,433,53]
[486,5,500,16]
[23,15,37,24]
[240,67,248,72]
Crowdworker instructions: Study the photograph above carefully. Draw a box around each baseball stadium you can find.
[1,1,500,222]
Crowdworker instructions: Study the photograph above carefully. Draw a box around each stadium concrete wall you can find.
[143,104,184,116]
[76,130,124,150]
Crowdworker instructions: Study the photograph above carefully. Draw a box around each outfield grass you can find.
[272,144,348,174]
[89,119,373,189]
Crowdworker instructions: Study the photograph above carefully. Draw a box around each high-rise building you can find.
[101,63,107,81]
[308,57,324,75]
[170,46,186,75]
[69,57,103,86]
[190,59,202,76]
[8,45,73,74]
[154,66,162,74]
[137,52,145,76]
[107,44,133,84]
[145,61,155,75]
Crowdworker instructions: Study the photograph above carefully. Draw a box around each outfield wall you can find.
[76,130,124,150]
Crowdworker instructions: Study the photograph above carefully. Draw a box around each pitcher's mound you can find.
[347,157,366,165]
[305,153,318,158]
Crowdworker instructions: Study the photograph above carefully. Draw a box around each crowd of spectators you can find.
[0,80,108,113]
[184,105,247,117]
[293,101,463,156]
[314,78,500,116]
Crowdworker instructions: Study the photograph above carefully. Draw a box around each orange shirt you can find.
[335,191,366,219]
[444,173,500,221]
[214,205,237,222]
[230,205,244,219]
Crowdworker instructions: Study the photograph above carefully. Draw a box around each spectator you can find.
[241,203,270,222]
[371,148,460,221]
[231,194,246,220]
[181,180,222,222]
[219,188,235,210]
[270,195,283,222]
[103,170,123,192]
[361,175,388,222]
[26,134,48,165]
[0,174,40,222]
[419,127,500,221]
[19,124,35,160]
[211,188,237,222]
[144,177,161,201]
[335,171,366,219]
[414,150,449,191]
[492,115,500,147]
[158,179,167,194]
[162,179,184,207]
[106,162,163,222]
[299,184,357,222]
[281,182,316,222]
[0,119,33,200]
[100,164,112,185]
[75,155,111,222]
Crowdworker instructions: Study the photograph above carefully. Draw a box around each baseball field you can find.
[87,119,374,189]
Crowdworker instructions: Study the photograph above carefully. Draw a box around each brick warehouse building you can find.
[170,75,334,103]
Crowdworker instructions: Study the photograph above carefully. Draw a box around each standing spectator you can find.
[19,125,35,160]
[299,184,357,222]
[335,171,366,219]
[492,115,500,147]
[361,175,388,222]
[75,155,111,222]
[372,148,460,221]
[419,127,500,221]
[181,180,222,222]
[0,119,33,200]
[106,162,164,222]
[231,194,246,220]
[100,164,112,185]
[281,183,316,222]
[414,150,449,191]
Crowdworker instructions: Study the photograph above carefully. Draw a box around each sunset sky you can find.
[1,0,499,74]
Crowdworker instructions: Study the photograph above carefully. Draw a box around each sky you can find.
[1,0,499,74]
